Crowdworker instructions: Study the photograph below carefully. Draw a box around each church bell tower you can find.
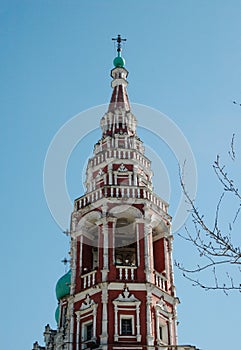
[33,35,197,350]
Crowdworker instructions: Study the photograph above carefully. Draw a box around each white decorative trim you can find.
[113,287,141,342]
[76,313,81,350]
[155,297,170,345]
[136,221,140,266]
[144,222,152,282]
[118,163,128,172]
[75,295,98,350]
[80,294,95,310]
[156,296,169,315]
[114,287,139,302]
[100,283,108,345]
[69,298,75,350]
[97,168,104,177]
[79,235,83,274]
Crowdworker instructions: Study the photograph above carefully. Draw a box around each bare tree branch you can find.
[176,136,241,292]
[228,133,235,160]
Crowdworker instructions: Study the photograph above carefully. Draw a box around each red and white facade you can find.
[33,55,197,350]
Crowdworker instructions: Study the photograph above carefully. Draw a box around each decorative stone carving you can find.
[80,294,95,310]
[156,296,169,314]
[118,163,128,172]
[113,286,141,342]
[97,168,104,177]
[115,287,139,302]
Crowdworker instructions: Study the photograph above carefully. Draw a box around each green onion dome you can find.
[113,56,125,68]
[55,305,60,323]
[55,270,71,300]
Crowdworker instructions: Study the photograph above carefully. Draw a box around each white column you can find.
[156,310,160,343]
[168,236,175,294]
[173,298,179,345]
[97,217,109,282]
[136,302,141,341]
[114,304,118,341]
[70,236,77,296]
[149,227,154,272]
[136,221,140,266]
[168,316,173,345]
[144,221,152,282]
[103,223,108,271]
[114,172,117,185]
[108,163,112,185]
[75,313,81,350]
[69,298,74,350]
[100,284,108,349]
[108,218,117,265]
[93,305,97,340]
[128,172,132,185]
[146,290,154,348]
[79,235,83,275]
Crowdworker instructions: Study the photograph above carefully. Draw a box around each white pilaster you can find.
[68,298,74,350]
[146,291,154,348]
[93,305,97,340]
[108,163,113,185]
[70,235,77,296]
[128,172,132,185]
[135,220,142,267]
[102,220,109,273]
[75,314,80,350]
[136,303,141,342]
[144,221,152,282]
[100,283,108,348]
[79,235,83,275]
[114,304,118,341]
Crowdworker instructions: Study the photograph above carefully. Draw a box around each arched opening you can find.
[115,217,136,266]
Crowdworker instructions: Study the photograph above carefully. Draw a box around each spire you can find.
[108,34,131,113]
[100,35,136,137]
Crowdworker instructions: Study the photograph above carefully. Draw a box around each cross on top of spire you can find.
[112,34,127,55]
[112,34,127,68]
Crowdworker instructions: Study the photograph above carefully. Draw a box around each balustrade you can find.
[81,270,97,289]
[154,270,167,291]
[116,265,137,281]
[75,185,168,213]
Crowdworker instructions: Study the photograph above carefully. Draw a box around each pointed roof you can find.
[108,72,131,113]
[99,35,137,138]
[108,34,130,113]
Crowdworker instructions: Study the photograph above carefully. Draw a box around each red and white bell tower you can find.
[33,35,197,350]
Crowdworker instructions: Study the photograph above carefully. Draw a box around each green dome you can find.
[55,270,71,300]
[113,56,125,67]
[55,305,60,323]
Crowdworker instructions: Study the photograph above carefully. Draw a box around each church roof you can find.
[55,270,71,300]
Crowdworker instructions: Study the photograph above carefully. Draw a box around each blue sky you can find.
[1,1,241,349]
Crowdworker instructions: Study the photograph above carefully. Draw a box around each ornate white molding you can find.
[113,287,141,342]
[75,295,98,350]
[117,163,128,172]
[114,287,139,303]
[79,294,95,311]
[97,168,104,177]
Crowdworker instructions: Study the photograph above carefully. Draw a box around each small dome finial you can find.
[112,34,126,67]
